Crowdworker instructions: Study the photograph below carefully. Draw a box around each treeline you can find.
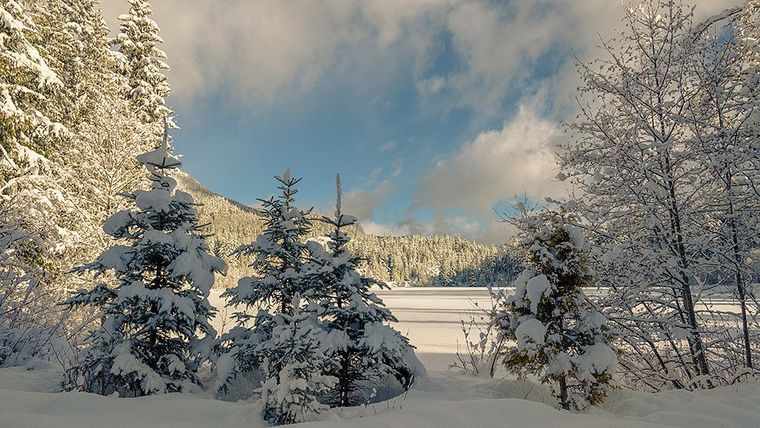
[176,172,521,288]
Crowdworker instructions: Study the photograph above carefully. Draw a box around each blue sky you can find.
[102,0,740,242]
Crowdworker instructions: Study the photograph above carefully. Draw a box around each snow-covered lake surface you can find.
[210,286,499,371]
[210,286,741,371]
[1,287,756,428]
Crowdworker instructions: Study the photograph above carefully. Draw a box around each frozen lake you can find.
[209,287,496,370]
[209,286,742,371]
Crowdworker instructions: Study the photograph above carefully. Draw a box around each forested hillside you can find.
[174,172,521,288]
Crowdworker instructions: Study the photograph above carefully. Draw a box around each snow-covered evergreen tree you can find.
[31,0,114,127]
[312,174,415,406]
[494,206,616,411]
[217,170,312,375]
[28,0,152,297]
[222,170,314,319]
[258,298,335,425]
[1,0,74,366]
[112,0,174,130]
[219,171,335,423]
[62,125,225,396]
[1,0,62,144]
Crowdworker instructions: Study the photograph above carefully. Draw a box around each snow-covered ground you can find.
[1,287,757,428]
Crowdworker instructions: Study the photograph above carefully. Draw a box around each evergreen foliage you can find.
[312,175,414,407]
[112,0,174,130]
[494,206,616,410]
[220,171,334,423]
[258,299,336,425]
[62,127,225,396]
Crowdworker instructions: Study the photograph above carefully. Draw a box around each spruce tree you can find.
[112,0,174,129]
[29,0,150,296]
[222,169,314,319]
[1,0,73,365]
[312,174,415,406]
[220,170,333,423]
[494,206,616,411]
[1,0,63,148]
[62,125,225,396]
[258,298,336,425]
[32,0,123,130]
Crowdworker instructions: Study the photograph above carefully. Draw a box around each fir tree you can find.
[29,0,150,296]
[312,174,415,406]
[258,298,336,425]
[62,125,225,396]
[223,169,314,318]
[218,169,315,382]
[112,0,174,130]
[494,206,616,411]
[32,0,126,131]
[220,171,333,423]
[1,0,74,366]
[0,0,63,146]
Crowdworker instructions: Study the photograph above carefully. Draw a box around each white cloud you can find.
[360,221,399,236]
[416,101,563,219]
[100,0,452,107]
[100,0,740,112]
[342,180,395,221]
[380,139,398,152]
[416,76,446,95]
[359,216,513,245]
[410,0,742,240]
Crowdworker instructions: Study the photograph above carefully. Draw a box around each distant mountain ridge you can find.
[174,171,521,288]
[175,171,262,215]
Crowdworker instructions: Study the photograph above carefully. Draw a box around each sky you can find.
[100,0,741,244]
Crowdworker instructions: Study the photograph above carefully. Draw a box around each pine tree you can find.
[112,0,174,130]
[312,174,415,406]
[62,125,225,396]
[494,206,616,411]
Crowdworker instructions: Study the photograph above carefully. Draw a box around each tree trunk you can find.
[558,375,569,410]
[726,171,752,368]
